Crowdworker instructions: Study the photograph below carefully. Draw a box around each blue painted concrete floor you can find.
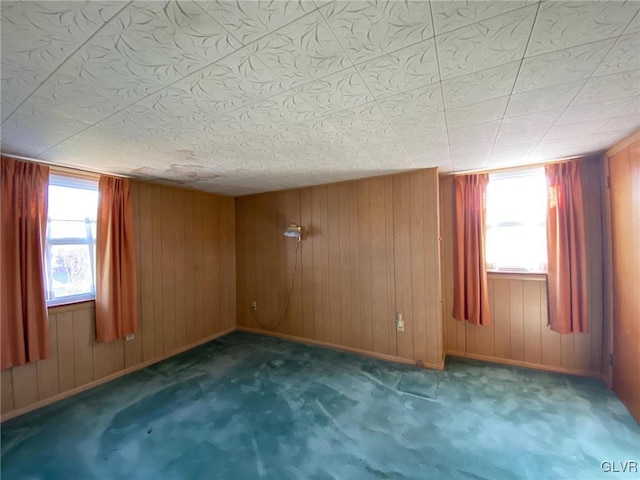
[2,331,639,479]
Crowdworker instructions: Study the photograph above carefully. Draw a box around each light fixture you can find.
[283,223,302,242]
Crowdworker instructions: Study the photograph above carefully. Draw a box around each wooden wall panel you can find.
[37,315,59,399]
[440,159,605,377]
[174,189,187,349]
[392,173,415,360]
[2,181,235,419]
[236,169,443,368]
[56,311,76,392]
[606,133,640,421]
[1,370,14,414]
[125,182,143,368]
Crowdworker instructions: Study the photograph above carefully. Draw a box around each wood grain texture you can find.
[2,181,235,417]
[608,137,640,422]
[235,169,443,367]
[440,161,606,377]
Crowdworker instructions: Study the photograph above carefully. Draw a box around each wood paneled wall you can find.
[1,181,235,419]
[236,169,443,368]
[603,132,640,421]
[440,157,605,377]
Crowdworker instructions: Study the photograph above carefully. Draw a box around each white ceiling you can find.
[1,1,639,196]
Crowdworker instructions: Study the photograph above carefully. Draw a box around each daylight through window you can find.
[486,168,548,273]
[45,174,98,306]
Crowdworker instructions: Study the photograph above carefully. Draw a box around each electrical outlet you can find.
[396,313,404,332]
[251,301,257,311]
[125,333,134,341]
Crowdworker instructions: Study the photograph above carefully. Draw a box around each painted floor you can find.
[1,331,638,480]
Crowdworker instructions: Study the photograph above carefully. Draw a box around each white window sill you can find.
[47,294,95,308]
[487,271,547,282]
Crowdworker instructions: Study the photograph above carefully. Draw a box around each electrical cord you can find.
[251,240,301,332]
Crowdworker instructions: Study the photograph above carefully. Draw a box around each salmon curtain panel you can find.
[453,174,491,326]
[95,176,137,343]
[1,156,51,369]
[546,161,589,334]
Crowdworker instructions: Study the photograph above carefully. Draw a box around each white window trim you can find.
[45,173,98,307]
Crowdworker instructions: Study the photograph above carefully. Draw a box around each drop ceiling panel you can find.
[436,6,536,79]
[1,0,639,194]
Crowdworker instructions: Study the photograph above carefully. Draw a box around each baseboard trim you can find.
[238,326,445,371]
[446,351,603,380]
[1,327,236,423]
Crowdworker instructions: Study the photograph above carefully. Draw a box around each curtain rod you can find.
[1,152,128,179]
[448,151,601,177]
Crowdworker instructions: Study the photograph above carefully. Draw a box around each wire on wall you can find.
[251,240,301,332]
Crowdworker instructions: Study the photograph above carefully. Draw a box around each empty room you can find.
[1,0,639,479]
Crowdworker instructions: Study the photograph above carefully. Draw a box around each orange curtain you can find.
[95,176,137,342]
[453,174,491,326]
[546,161,588,334]
[1,156,51,369]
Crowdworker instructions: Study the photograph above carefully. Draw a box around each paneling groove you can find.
[236,169,443,368]
[2,181,235,419]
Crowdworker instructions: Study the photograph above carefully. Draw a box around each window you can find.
[44,174,98,306]
[486,168,547,273]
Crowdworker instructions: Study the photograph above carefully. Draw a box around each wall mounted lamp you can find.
[283,223,302,242]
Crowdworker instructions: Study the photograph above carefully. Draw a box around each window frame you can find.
[44,172,99,307]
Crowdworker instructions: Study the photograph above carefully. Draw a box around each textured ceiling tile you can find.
[400,136,449,155]
[500,109,565,134]
[505,81,584,117]
[442,62,519,108]
[448,121,501,144]
[195,0,312,44]
[624,11,640,35]
[261,91,319,125]
[107,1,241,79]
[377,83,443,121]
[451,150,491,166]
[543,120,612,141]
[494,129,547,148]
[449,138,495,155]
[555,96,640,125]
[356,38,439,98]
[601,113,640,132]
[1,107,95,158]
[392,112,448,139]
[593,34,640,76]
[436,5,536,80]
[0,1,123,119]
[573,70,640,106]
[409,147,451,168]
[430,1,534,35]
[143,50,288,121]
[535,129,634,153]
[277,117,344,142]
[514,39,614,93]
[250,10,349,88]
[445,96,509,129]
[346,124,404,147]
[295,68,373,115]
[324,102,389,133]
[526,1,639,57]
[489,142,537,162]
[321,0,434,64]
[221,100,295,134]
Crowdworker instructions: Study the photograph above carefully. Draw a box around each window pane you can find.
[48,244,94,298]
[486,168,547,272]
[48,185,98,222]
[45,175,98,305]
[48,219,95,240]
